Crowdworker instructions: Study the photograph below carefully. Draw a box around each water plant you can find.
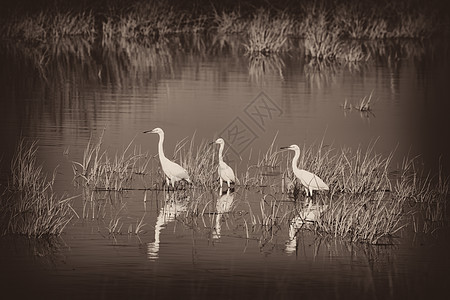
[0,0,445,67]
[1,139,75,237]
[1,10,95,43]
[72,131,148,191]
[101,0,205,42]
[244,9,292,54]
[315,192,406,244]
[302,5,343,61]
[67,128,449,246]
[213,9,246,35]
[335,1,389,40]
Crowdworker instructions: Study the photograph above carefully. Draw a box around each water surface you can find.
[0,36,449,299]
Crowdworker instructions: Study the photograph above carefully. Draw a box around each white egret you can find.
[144,127,191,189]
[280,144,329,197]
[211,138,237,190]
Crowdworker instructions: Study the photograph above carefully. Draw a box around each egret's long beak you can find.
[143,129,155,134]
[209,141,216,145]
[280,146,290,150]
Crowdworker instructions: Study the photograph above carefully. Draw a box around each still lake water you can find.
[0,36,449,299]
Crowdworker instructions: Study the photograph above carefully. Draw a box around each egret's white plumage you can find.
[281,144,329,197]
[144,127,191,189]
[213,138,237,189]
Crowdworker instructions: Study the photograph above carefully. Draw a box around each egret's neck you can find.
[218,143,224,163]
[292,149,300,171]
[157,132,166,160]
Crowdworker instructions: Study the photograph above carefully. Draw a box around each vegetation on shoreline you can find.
[1,0,447,62]
[1,131,448,242]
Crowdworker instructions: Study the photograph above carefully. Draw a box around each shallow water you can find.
[0,36,449,299]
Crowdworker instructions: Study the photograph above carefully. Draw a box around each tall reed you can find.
[300,1,345,61]
[244,9,292,54]
[72,132,147,191]
[173,133,218,189]
[315,192,406,244]
[213,9,246,35]
[2,10,95,42]
[1,139,75,237]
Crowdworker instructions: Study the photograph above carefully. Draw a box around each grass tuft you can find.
[244,9,292,54]
[1,139,75,237]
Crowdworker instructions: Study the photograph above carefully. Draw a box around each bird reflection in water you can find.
[147,191,189,261]
[212,189,236,240]
[285,202,328,254]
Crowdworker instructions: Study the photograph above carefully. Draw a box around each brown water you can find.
[0,36,449,299]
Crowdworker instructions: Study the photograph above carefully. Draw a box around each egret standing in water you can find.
[144,128,191,190]
[280,144,329,197]
[212,138,237,190]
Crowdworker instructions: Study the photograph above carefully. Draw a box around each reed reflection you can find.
[213,189,236,240]
[81,188,125,221]
[248,53,285,84]
[147,190,189,261]
[303,59,338,89]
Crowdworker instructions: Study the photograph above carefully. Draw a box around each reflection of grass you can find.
[69,131,449,245]
[1,0,442,61]
[172,189,406,245]
[1,139,75,237]
[248,53,285,83]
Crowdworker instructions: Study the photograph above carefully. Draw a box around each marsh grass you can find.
[279,138,395,197]
[241,134,282,189]
[70,131,449,244]
[393,154,450,204]
[173,133,217,189]
[73,130,449,206]
[302,6,369,62]
[213,9,246,35]
[315,192,406,244]
[1,0,443,65]
[102,0,205,42]
[302,6,343,61]
[335,2,389,40]
[72,131,149,191]
[337,142,393,194]
[244,10,292,54]
[2,10,95,42]
[354,91,374,111]
[341,91,375,112]
[1,139,75,237]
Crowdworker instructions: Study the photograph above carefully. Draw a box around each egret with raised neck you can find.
[212,138,237,190]
[144,127,191,190]
[280,144,329,197]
